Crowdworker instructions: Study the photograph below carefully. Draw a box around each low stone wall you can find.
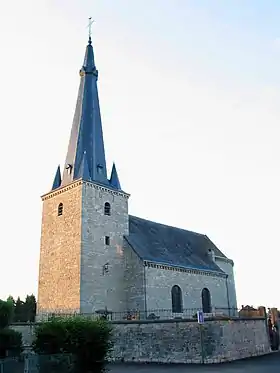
[11,318,271,364]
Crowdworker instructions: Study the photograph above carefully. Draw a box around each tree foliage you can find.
[0,328,22,358]
[24,294,37,322]
[4,294,37,323]
[33,317,113,373]
[0,300,14,328]
[0,299,22,358]
[14,297,25,322]
[0,294,36,358]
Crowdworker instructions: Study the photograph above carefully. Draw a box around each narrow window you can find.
[171,285,183,313]
[202,288,212,313]
[104,202,111,216]
[58,203,63,216]
[105,236,110,245]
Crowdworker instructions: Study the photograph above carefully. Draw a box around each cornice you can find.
[41,180,83,201]
[144,261,227,278]
[41,179,130,201]
[82,181,130,199]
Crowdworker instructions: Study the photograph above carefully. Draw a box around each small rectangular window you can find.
[105,236,110,245]
[104,202,111,216]
[58,203,63,216]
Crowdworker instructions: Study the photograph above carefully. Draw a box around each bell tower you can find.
[37,33,129,316]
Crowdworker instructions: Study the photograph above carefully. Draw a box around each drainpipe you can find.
[143,263,147,318]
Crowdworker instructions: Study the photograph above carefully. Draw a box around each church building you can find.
[37,35,237,318]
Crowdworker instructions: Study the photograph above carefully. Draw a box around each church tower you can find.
[37,35,129,316]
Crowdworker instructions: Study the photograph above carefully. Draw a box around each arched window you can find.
[104,202,111,216]
[58,203,63,216]
[171,285,183,313]
[202,288,211,313]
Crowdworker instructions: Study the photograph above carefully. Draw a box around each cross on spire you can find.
[87,17,94,43]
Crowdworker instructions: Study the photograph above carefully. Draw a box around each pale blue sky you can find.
[0,0,280,308]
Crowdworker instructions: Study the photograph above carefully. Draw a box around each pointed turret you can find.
[52,165,61,190]
[60,36,111,188]
[109,163,122,190]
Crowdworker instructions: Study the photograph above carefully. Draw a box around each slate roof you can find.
[125,215,226,273]
[51,37,121,191]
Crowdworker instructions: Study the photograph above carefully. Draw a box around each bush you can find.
[33,317,113,373]
[36,354,74,373]
[0,328,22,358]
[0,300,13,328]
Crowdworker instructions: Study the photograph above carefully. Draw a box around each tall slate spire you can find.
[58,35,110,189]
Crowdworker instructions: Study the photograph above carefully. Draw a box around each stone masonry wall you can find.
[215,257,238,309]
[38,180,130,315]
[12,318,270,364]
[111,318,270,363]
[123,240,145,311]
[80,182,129,314]
[38,182,83,313]
[145,265,229,311]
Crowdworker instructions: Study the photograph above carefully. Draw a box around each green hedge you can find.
[0,328,22,358]
[32,317,113,373]
[34,354,74,373]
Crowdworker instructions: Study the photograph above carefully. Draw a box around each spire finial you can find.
[87,17,94,44]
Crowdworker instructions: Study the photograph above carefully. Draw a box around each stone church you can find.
[37,35,237,318]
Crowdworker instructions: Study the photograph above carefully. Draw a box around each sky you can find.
[0,0,280,308]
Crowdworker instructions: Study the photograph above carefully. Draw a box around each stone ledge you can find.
[41,180,82,200]
[41,179,130,201]
[10,316,265,327]
[144,261,227,278]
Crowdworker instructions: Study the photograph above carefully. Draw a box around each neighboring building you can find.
[37,35,237,317]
